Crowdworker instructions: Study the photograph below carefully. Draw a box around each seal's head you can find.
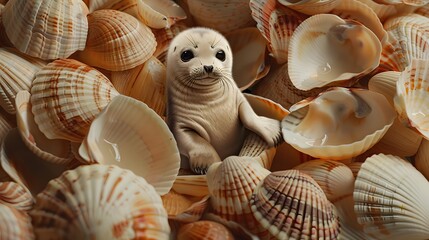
[167,27,233,86]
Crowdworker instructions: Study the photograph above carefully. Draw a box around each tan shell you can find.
[0,48,46,114]
[281,87,396,160]
[110,56,167,117]
[162,190,209,222]
[78,9,156,71]
[0,204,34,240]
[177,221,234,240]
[0,182,33,211]
[269,142,314,171]
[359,0,398,21]
[30,59,119,142]
[416,139,429,180]
[354,154,429,239]
[78,95,180,195]
[30,164,170,239]
[278,0,341,15]
[152,21,188,64]
[250,170,340,239]
[2,0,88,60]
[172,174,208,197]
[288,14,381,91]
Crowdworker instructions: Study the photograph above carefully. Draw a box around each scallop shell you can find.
[354,153,429,239]
[288,14,381,91]
[110,56,167,118]
[368,71,400,106]
[294,159,354,202]
[177,221,234,240]
[0,204,34,240]
[78,9,156,71]
[186,0,255,33]
[206,156,270,237]
[152,21,188,64]
[0,182,33,211]
[30,59,120,142]
[250,170,340,239]
[16,91,74,165]
[225,27,269,90]
[86,0,186,29]
[172,175,208,197]
[282,87,396,160]
[395,59,429,139]
[78,95,180,195]
[30,164,170,239]
[0,48,46,114]
[278,0,341,15]
[2,0,88,60]
[249,0,278,41]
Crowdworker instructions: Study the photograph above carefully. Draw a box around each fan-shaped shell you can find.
[415,139,429,180]
[30,164,170,239]
[359,0,397,21]
[0,48,46,114]
[250,170,340,239]
[30,59,119,142]
[395,59,429,139]
[288,14,381,91]
[78,95,180,195]
[162,190,209,222]
[0,204,34,240]
[278,0,341,15]
[152,21,188,64]
[281,87,396,160]
[2,0,88,60]
[78,9,156,71]
[354,153,429,239]
[172,175,208,197]
[346,162,362,178]
[0,182,33,211]
[177,221,234,240]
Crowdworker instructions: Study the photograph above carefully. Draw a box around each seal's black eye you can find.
[216,50,226,61]
[180,50,194,62]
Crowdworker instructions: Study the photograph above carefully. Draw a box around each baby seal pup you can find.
[166,27,281,174]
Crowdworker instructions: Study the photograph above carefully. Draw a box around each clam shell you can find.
[294,159,354,202]
[354,153,429,239]
[0,204,34,240]
[281,87,396,160]
[177,221,234,240]
[206,156,270,236]
[2,0,88,60]
[415,138,429,180]
[78,95,180,195]
[250,170,340,239]
[394,59,429,139]
[288,14,381,91]
[16,91,74,165]
[0,48,46,114]
[78,9,156,71]
[110,56,167,118]
[0,182,33,211]
[30,164,170,239]
[278,0,341,15]
[30,59,119,142]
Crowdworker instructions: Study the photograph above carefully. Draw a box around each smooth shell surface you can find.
[30,164,170,239]
[79,95,180,195]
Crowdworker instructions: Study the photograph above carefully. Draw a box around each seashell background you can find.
[0,0,428,239]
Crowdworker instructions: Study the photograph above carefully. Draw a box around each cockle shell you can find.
[0,182,33,211]
[354,153,429,239]
[0,48,46,114]
[177,221,234,240]
[30,164,170,239]
[346,161,362,178]
[206,156,270,237]
[30,59,119,142]
[16,91,74,165]
[250,170,340,239]
[0,204,34,240]
[288,14,381,91]
[78,9,157,71]
[78,95,180,195]
[162,191,209,223]
[395,59,429,139]
[86,0,186,29]
[281,87,396,160]
[2,0,88,60]
[278,0,341,15]
[110,56,167,118]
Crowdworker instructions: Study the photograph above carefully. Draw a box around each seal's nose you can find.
[204,65,213,73]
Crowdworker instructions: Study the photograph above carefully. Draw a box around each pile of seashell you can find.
[1,0,429,239]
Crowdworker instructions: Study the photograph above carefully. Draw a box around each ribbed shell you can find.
[415,139,429,180]
[177,221,234,240]
[0,204,34,240]
[30,59,119,142]
[0,182,33,211]
[2,0,89,60]
[250,170,340,239]
[278,0,341,15]
[30,164,170,239]
[354,154,429,239]
[78,9,156,71]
